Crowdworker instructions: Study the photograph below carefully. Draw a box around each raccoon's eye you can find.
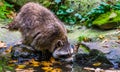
[57,40,63,47]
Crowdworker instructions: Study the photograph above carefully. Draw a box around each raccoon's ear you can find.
[57,40,63,47]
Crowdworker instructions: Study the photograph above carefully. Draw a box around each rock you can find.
[81,40,120,53]
[78,40,120,69]
[11,44,52,63]
[74,53,112,69]
[98,22,117,29]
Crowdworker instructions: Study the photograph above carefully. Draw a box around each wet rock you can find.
[74,51,112,69]
[77,40,120,69]
[81,40,120,53]
[11,44,52,63]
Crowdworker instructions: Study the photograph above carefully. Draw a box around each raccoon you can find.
[7,2,75,62]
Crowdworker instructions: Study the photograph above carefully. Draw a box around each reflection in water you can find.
[32,62,87,72]
[73,63,88,72]
[7,44,87,72]
[0,42,89,72]
[0,44,89,72]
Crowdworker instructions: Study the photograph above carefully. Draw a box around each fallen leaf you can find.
[30,64,40,67]
[50,57,56,63]
[5,46,12,53]
[41,61,53,67]
[83,37,90,42]
[16,64,26,69]
[29,59,40,67]
[93,62,101,66]
[50,57,61,64]
[42,67,53,72]
[6,11,17,19]
[98,35,104,39]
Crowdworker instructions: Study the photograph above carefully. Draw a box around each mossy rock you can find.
[93,10,120,29]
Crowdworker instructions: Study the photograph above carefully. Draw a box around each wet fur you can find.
[8,2,69,52]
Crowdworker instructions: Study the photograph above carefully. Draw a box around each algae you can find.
[93,10,120,26]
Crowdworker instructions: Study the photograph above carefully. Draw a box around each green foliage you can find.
[0,57,14,72]
[46,0,120,25]
[80,45,90,53]
[78,35,91,42]
[55,0,61,4]
[0,1,14,19]
[70,0,101,15]
[44,0,83,25]
[84,2,120,27]
[79,35,86,42]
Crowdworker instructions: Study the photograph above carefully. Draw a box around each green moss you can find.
[93,10,120,26]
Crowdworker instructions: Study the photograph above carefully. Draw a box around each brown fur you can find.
[8,2,69,53]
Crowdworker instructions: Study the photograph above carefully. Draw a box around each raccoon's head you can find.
[52,39,76,62]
